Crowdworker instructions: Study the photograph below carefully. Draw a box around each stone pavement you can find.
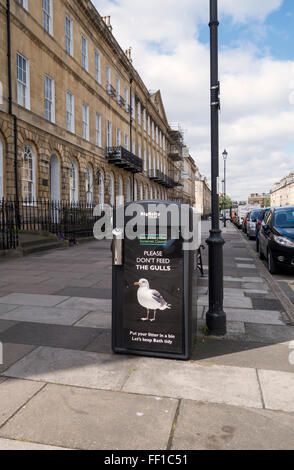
[0,223,293,450]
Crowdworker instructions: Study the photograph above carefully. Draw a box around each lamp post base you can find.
[206,310,227,336]
[206,228,227,336]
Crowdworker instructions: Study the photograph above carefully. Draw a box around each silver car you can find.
[247,210,262,240]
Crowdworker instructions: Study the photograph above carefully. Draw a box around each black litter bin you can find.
[112,201,199,360]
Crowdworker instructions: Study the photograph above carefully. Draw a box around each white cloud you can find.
[93,0,294,200]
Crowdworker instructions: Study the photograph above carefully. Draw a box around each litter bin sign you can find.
[112,201,198,360]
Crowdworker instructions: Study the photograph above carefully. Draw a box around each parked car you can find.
[247,209,262,240]
[259,207,294,274]
[255,208,271,252]
[237,204,260,229]
[242,212,250,234]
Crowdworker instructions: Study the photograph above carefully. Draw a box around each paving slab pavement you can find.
[123,358,263,410]
[0,438,70,450]
[0,293,69,307]
[0,384,178,450]
[0,343,36,374]
[0,322,100,350]
[258,369,294,413]
[193,338,294,373]
[0,306,88,326]
[0,225,293,450]
[0,378,45,427]
[172,401,294,450]
[3,346,139,391]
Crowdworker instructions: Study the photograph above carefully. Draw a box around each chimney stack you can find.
[125,47,132,63]
[102,16,113,33]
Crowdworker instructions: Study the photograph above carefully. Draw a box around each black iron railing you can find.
[106,146,143,173]
[148,170,166,185]
[0,200,19,251]
[0,199,101,249]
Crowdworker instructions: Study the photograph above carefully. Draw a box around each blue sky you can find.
[94,0,294,200]
[199,0,294,61]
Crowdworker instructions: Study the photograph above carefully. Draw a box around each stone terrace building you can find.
[182,150,196,207]
[271,173,294,207]
[195,166,211,218]
[0,0,184,206]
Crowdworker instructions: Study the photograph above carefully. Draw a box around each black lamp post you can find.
[222,149,228,228]
[206,0,227,336]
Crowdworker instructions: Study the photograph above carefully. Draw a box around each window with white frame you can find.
[98,171,104,205]
[137,101,141,125]
[21,145,36,202]
[43,0,53,36]
[65,15,74,56]
[107,121,112,147]
[81,35,88,71]
[85,165,93,206]
[131,93,135,119]
[147,115,150,135]
[148,153,151,172]
[96,113,102,147]
[0,139,3,199]
[82,103,89,141]
[118,176,123,198]
[143,109,146,130]
[156,126,158,144]
[163,135,166,151]
[106,66,111,93]
[116,77,121,104]
[143,149,147,171]
[124,87,129,112]
[45,75,55,123]
[109,174,114,206]
[152,121,155,140]
[66,91,75,133]
[17,53,30,109]
[116,129,121,147]
[95,52,101,84]
[138,145,141,160]
[16,0,28,10]
[69,160,79,204]
[125,134,129,151]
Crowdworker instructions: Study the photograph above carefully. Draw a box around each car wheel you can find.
[259,242,265,260]
[268,250,278,275]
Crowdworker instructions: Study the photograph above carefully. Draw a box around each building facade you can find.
[0,0,185,207]
[271,173,294,207]
[181,150,196,206]
[248,193,269,208]
[195,166,211,217]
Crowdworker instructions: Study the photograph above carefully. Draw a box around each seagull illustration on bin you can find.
[134,279,171,322]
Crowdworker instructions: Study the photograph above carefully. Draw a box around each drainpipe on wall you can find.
[6,0,20,225]
[130,77,135,202]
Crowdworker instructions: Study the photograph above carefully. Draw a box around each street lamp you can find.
[222,149,228,228]
[206,0,227,336]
